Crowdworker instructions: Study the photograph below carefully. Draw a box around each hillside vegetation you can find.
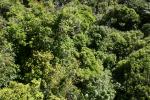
[0,0,150,100]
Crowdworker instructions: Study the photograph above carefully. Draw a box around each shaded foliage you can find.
[0,0,150,100]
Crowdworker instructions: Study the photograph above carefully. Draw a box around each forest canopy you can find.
[0,0,150,100]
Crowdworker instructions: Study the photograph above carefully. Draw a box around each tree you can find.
[0,79,44,100]
[142,23,150,37]
[118,0,150,27]
[0,31,19,87]
[0,0,150,99]
[101,5,140,31]
[84,70,116,100]
[114,46,150,100]
[58,1,95,36]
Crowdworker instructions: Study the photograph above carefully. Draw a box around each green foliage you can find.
[0,0,12,19]
[0,79,44,100]
[88,25,113,49]
[85,70,116,100]
[5,1,55,51]
[23,51,53,81]
[114,46,150,100]
[95,51,116,69]
[76,47,103,80]
[119,0,150,24]
[0,0,150,100]
[75,48,116,100]
[102,5,140,30]
[79,47,103,73]
[59,1,95,35]
[0,31,19,87]
[91,28,145,59]
[73,33,90,50]
[142,23,150,37]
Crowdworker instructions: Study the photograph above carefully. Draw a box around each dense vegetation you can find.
[0,0,150,100]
